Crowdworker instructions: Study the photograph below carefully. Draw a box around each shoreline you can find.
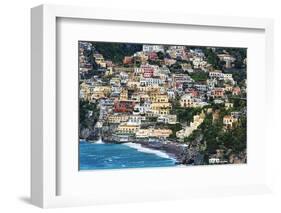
[79,138,196,165]
[123,142,177,162]
[133,140,189,164]
[80,138,178,161]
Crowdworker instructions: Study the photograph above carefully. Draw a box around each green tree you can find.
[168,123,182,139]
[79,100,99,129]
[157,51,164,60]
[93,42,142,64]
[189,71,208,82]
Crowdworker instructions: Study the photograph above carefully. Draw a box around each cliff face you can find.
[79,100,100,140]
[80,128,90,139]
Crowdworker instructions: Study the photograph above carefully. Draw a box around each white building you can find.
[140,78,163,87]
[209,158,221,164]
[127,115,146,125]
[142,45,164,53]
[133,102,151,115]
[167,89,176,99]
[206,78,218,89]
[191,56,208,69]
[168,46,185,51]
[180,94,194,108]
[209,70,224,78]
[194,84,208,92]
[223,73,235,85]
[157,114,177,124]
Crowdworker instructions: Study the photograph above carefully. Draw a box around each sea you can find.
[79,140,177,170]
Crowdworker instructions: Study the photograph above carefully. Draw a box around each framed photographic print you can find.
[78,41,247,170]
[31,4,274,208]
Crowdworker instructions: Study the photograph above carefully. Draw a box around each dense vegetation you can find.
[224,68,247,86]
[171,98,203,125]
[185,108,247,162]
[79,100,100,129]
[168,123,183,139]
[202,113,246,155]
[168,62,183,73]
[226,48,247,69]
[186,46,247,71]
[174,108,202,125]
[91,42,142,64]
[189,71,209,82]
[201,48,223,70]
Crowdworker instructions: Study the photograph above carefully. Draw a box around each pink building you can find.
[232,87,241,96]
[123,56,133,65]
[148,52,158,61]
[143,66,154,78]
[186,88,199,97]
[212,88,225,98]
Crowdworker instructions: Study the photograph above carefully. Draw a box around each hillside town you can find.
[79,41,247,165]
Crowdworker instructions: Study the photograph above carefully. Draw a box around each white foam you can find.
[95,137,104,144]
[123,142,176,161]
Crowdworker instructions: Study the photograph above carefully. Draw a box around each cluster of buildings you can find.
[79,42,246,143]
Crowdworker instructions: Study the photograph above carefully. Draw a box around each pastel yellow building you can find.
[136,128,172,139]
[150,94,169,103]
[176,111,205,139]
[92,85,111,94]
[150,102,171,115]
[223,115,238,130]
[80,82,92,101]
[90,86,111,100]
[225,102,234,110]
[79,84,112,101]
[180,94,194,108]
[127,80,140,89]
[107,114,129,124]
[117,123,140,134]
[80,82,111,101]
[119,88,128,101]
[224,84,233,92]
[93,54,106,68]
[105,67,113,76]
[138,85,160,93]
[149,93,171,115]
[91,91,105,100]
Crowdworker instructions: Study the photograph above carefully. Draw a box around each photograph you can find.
[79,41,247,170]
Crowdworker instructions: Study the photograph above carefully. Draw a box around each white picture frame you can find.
[31,4,274,208]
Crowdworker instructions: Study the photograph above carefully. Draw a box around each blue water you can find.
[79,141,176,170]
